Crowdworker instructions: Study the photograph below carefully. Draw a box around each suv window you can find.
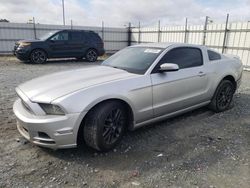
[86,32,101,42]
[158,47,203,69]
[51,32,68,41]
[71,32,82,41]
[208,50,221,61]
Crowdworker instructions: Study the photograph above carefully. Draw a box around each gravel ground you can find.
[0,57,249,188]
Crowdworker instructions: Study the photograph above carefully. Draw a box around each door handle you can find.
[198,71,206,77]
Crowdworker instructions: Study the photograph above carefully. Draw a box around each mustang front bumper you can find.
[13,98,83,149]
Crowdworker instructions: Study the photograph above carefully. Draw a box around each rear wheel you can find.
[209,80,235,112]
[30,49,47,64]
[85,49,98,62]
[83,101,127,151]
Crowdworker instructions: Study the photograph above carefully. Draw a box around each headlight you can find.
[19,42,31,48]
[39,103,65,115]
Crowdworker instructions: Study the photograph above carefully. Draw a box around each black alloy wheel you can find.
[30,49,47,64]
[85,49,98,62]
[83,101,127,151]
[103,108,124,145]
[209,80,235,112]
[216,82,234,110]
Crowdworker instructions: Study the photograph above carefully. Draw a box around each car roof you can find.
[131,42,204,49]
[60,29,95,33]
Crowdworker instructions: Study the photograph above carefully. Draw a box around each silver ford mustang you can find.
[13,43,243,151]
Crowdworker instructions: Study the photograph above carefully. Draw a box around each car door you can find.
[47,31,70,58]
[150,47,209,118]
[67,31,85,57]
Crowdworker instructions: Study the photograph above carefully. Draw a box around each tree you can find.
[0,19,10,22]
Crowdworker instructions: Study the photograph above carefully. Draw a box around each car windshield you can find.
[39,31,58,40]
[102,47,163,74]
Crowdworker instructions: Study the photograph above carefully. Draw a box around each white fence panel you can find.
[131,22,250,67]
[1,21,250,67]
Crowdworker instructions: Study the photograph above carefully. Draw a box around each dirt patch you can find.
[0,57,249,187]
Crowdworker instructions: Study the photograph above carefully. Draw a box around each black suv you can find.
[13,30,105,63]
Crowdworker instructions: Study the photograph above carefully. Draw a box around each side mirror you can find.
[49,39,55,43]
[159,63,179,72]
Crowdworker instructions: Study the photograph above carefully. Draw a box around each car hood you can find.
[18,66,137,103]
[16,39,43,44]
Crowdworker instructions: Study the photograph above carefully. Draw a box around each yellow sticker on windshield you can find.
[144,49,161,53]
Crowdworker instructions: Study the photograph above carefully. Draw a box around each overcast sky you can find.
[1,0,250,27]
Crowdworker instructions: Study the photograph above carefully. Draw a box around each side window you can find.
[51,32,68,41]
[89,33,100,42]
[208,50,221,61]
[158,47,203,69]
[71,32,82,41]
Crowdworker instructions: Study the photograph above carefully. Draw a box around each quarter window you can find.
[87,33,100,42]
[71,32,82,41]
[158,47,203,69]
[208,50,221,61]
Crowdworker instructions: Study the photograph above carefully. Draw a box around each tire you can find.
[208,80,235,112]
[30,49,47,64]
[85,49,98,62]
[83,101,127,151]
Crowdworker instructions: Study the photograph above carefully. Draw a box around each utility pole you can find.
[33,17,37,39]
[158,20,161,42]
[62,0,65,25]
[138,21,141,44]
[222,14,229,53]
[128,22,132,46]
[101,21,104,40]
[70,19,73,29]
[184,17,188,43]
[203,16,209,45]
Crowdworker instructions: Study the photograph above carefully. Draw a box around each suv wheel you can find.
[209,80,235,112]
[30,49,47,64]
[83,101,127,151]
[85,49,98,62]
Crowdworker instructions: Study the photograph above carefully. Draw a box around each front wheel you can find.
[83,101,127,151]
[30,49,47,64]
[85,49,98,62]
[209,80,235,112]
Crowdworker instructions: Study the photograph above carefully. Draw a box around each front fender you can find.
[83,94,136,115]
[52,74,152,129]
